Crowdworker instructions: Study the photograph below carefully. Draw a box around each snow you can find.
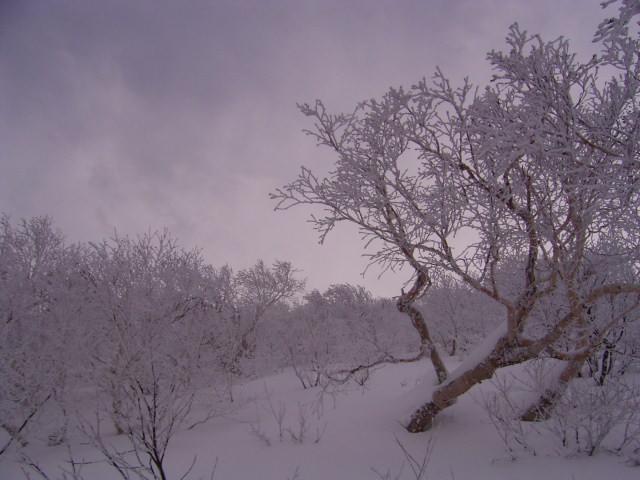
[1,359,638,480]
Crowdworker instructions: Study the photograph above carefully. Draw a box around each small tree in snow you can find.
[0,216,85,454]
[234,260,305,361]
[213,260,304,377]
[81,231,221,434]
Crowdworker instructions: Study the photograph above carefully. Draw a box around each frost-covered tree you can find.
[0,216,85,454]
[81,231,221,434]
[212,260,305,377]
[235,260,305,359]
[273,1,640,432]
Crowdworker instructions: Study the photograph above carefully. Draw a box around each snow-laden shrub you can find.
[545,375,640,456]
[481,359,640,460]
[276,286,419,389]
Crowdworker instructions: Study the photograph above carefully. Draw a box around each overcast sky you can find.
[0,0,608,296]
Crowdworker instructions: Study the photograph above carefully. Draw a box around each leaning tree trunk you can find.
[397,270,448,384]
[520,307,609,422]
[406,351,498,432]
[520,351,591,422]
[406,329,534,432]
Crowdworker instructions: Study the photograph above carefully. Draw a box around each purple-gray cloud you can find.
[0,0,606,296]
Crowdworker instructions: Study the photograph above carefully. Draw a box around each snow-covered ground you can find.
[1,359,637,480]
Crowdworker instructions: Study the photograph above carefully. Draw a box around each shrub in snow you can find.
[481,359,640,460]
[546,375,640,456]
[248,386,327,447]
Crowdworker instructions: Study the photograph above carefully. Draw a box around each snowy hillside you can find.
[2,358,638,480]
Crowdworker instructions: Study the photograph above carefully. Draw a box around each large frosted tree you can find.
[273,1,640,432]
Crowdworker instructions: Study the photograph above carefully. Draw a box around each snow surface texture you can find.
[1,359,637,480]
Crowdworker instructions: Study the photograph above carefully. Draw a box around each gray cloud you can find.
[0,0,606,295]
